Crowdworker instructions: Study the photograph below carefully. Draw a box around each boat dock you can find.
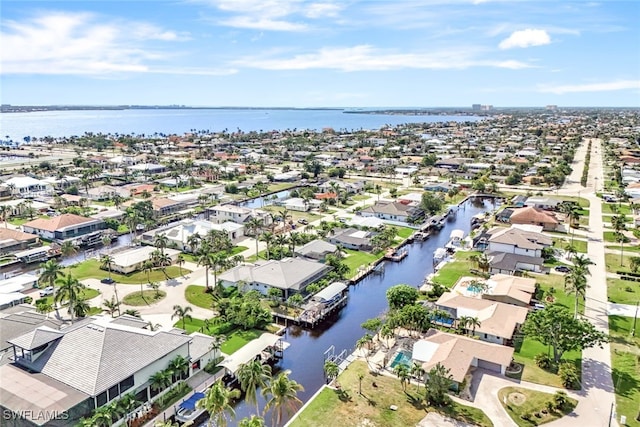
[384,248,408,262]
[272,282,349,328]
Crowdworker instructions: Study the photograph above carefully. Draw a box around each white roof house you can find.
[109,246,180,274]
[2,176,53,197]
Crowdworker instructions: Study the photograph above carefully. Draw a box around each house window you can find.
[108,384,119,401]
[96,391,108,407]
[120,375,134,393]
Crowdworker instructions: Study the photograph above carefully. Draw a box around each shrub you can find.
[553,391,569,410]
[558,363,580,389]
[625,286,634,292]
[520,412,532,421]
[534,353,552,370]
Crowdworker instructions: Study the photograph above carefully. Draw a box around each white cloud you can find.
[0,11,238,77]
[499,29,551,49]
[538,80,640,94]
[233,45,532,71]
[219,16,307,32]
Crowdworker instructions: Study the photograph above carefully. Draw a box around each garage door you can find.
[477,359,501,372]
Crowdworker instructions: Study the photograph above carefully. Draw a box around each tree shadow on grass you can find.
[405,391,428,411]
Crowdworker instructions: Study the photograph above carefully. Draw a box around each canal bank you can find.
[225,197,494,425]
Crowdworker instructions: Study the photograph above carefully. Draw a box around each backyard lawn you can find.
[607,278,639,305]
[64,259,187,284]
[431,251,483,288]
[609,316,640,427]
[395,226,415,240]
[342,249,384,278]
[553,237,588,254]
[529,272,583,314]
[289,360,493,427]
[498,387,577,427]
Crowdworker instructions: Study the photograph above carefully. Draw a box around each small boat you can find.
[175,391,206,424]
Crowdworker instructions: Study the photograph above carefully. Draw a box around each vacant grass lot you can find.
[498,387,577,427]
[343,249,384,278]
[289,360,492,427]
[609,316,640,427]
[607,278,639,305]
[602,203,631,215]
[122,290,166,306]
[64,259,187,284]
[605,253,638,274]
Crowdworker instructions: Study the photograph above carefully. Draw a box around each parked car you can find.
[297,218,308,225]
[40,286,54,297]
[554,265,571,273]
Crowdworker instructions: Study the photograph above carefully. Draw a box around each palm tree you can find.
[102,296,120,317]
[457,315,472,334]
[393,363,410,392]
[55,273,86,323]
[260,232,275,260]
[564,265,589,318]
[149,370,172,395]
[187,232,202,253]
[142,259,154,286]
[237,360,273,414]
[154,233,169,255]
[467,317,481,336]
[92,404,114,427]
[100,254,114,282]
[262,370,304,427]
[60,241,77,258]
[39,259,63,292]
[611,214,628,266]
[172,304,193,330]
[0,205,9,227]
[196,380,240,427]
[169,355,190,381]
[246,217,264,257]
[238,416,266,427]
[209,334,226,359]
[176,254,185,277]
[323,360,339,384]
[410,362,425,392]
[148,281,161,298]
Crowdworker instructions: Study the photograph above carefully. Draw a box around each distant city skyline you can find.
[1,0,639,107]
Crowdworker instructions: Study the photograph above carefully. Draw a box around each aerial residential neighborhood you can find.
[0,108,638,427]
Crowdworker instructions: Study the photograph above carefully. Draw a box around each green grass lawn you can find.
[289,360,492,427]
[607,245,640,254]
[605,253,639,274]
[37,288,100,305]
[498,387,577,427]
[604,231,627,244]
[181,246,249,263]
[512,337,582,389]
[342,249,384,278]
[122,290,166,306]
[395,226,415,240]
[607,278,640,305]
[185,285,214,309]
[220,329,264,354]
[608,316,640,427]
[267,183,296,192]
[432,251,483,288]
[528,272,582,313]
[64,259,187,284]
[603,215,634,224]
[602,203,632,215]
[351,194,371,201]
[553,237,588,254]
[260,205,324,223]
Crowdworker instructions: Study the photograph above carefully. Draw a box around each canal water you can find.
[226,197,495,425]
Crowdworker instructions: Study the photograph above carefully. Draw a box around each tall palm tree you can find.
[0,205,9,227]
[149,370,172,395]
[100,254,114,282]
[60,241,78,258]
[466,317,481,336]
[168,355,190,381]
[410,362,425,392]
[102,296,120,318]
[172,304,193,330]
[154,233,169,255]
[237,360,272,414]
[176,254,185,277]
[611,214,628,266]
[195,380,240,427]
[262,370,304,427]
[393,363,410,392]
[246,217,264,257]
[564,265,589,318]
[55,273,86,324]
[39,259,63,291]
[187,232,202,254]
[260,232,275,260]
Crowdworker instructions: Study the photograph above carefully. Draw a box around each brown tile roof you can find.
[23,214,95,232]
[509,206,558,224]
[152,198,182,209]
[0,228,38,242]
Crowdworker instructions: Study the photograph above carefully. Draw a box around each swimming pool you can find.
[467,283,485,294]
[389,349,412,369]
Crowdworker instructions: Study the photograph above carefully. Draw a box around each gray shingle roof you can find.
[18,322,191,396]
[8,327,64,351]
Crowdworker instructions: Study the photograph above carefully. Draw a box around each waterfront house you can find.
[487,252,544,275]
[1,176,53,198]
[282,197,309,212]
[218,258,331,298]
[412,329,514,388]
[508,206,560,231]
[206,205,272,227]
[144,219,245,249]
[327,228,376,251]
[294,240,338,260]
[151,197,184,218]
[435,292,528,346]
[450,275,536,307]
[0,315,219,427]
[22,214,105,244]
[486,225,552,258]
[0,228,39,254]
[0,306,63,361]
[360,200,422,223]
[85,185,131,201]
[523,196,562,211]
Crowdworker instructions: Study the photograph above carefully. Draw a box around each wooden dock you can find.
[384,248,408,262]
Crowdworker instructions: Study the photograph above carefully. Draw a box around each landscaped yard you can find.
[512,337,582,389]
[395,226,415,240]
[289,360,492,427]
[498,387,577,427]
[220,328,264,354]
[553,237,588,254]
[38,288,100,305]
[122,290,166,306]
[609,316,640,427]
[432,251,483,288]
[342,249,384,278]
[64,259,187,284]
[185,285,214,309]
[529,272,583,314]
[607,278,639,305]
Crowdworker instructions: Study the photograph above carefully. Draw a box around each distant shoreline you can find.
[0,105,346,114]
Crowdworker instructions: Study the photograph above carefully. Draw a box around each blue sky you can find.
[1,0,639,107]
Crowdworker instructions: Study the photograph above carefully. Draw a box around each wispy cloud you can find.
[499,29,551,49]
[233,45,533,71]
[196,0,343,31]
[0,11,234,76]
[538,80,640,94]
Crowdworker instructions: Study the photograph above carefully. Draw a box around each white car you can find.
[39,286,54,297]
